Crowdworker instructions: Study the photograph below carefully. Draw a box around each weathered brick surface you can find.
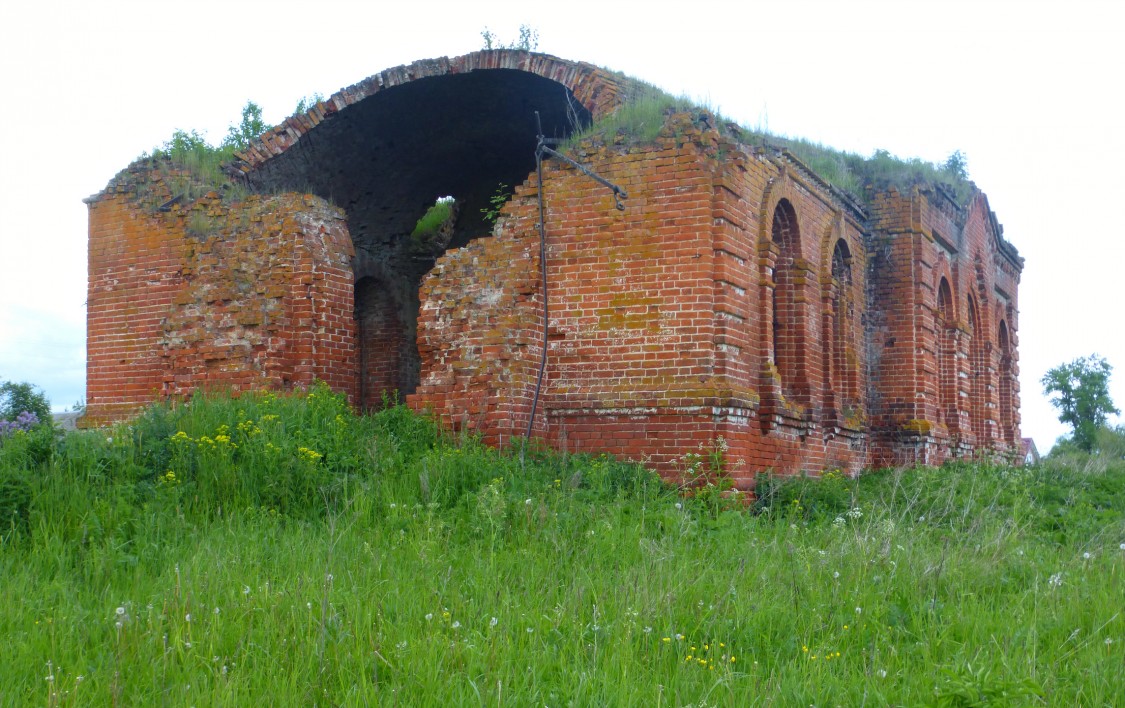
[86,51,1023,483]
[85,166,353,424]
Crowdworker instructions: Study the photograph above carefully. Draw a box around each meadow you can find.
[1,385,1122,706]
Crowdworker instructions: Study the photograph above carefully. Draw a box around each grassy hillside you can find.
[1,387,1123,705]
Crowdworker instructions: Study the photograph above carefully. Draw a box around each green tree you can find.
[0,379,52,426]
[221,101,266,152]
[1042,355,1119,452]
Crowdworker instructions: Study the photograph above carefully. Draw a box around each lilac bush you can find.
[0,411,40,439]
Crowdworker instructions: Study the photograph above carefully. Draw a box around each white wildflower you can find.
[115,607,126,617]
[425,613,433,621]
[490,617,498,627]
[1048,572,1063,589]
[452,621,461,629]
[1083,552,1092,560]
[876,669,887,678]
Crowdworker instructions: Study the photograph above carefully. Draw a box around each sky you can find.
[1,0,1122,452]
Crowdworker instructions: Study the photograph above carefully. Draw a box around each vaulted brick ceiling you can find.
[244,67,591,256]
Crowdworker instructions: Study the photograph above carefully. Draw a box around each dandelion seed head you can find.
[115,607,125,616]
[452,621,461,629]
[1083,552,1092,559]
[425,613,433,621]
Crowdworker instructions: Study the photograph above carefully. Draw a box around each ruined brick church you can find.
[85,50,1023,485]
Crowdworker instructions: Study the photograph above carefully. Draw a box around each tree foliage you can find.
[221,101,266,152]
[0,379,52,426]
[480,24,539,51]
[1042,355,1119,452]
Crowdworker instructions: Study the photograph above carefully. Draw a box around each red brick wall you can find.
[866,187,1022,465]
[408,114,1021,483]
[85,178,185,426]
[88,95,1022,484]
[85,165,354,424]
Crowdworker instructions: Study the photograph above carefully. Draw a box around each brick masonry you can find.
[85,50,1022,484]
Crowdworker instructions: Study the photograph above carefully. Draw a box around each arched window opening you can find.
[830,240,856,406]
[936,278,956,432]
[998,320,1014,444]
[966,296,986,443]
[769,199,808,405]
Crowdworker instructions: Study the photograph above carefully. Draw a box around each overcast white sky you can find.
[1,0,1122,452]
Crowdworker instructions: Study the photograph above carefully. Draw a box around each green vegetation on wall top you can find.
[126,69,975,216]
[573,77,974,207]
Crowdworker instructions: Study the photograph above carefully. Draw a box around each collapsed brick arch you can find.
[229,51,628,406]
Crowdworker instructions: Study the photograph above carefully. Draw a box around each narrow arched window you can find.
[936,278,956,431]
[966,296,986,443]
[830,240,856,405]
[769,199,808,404]
[998,320,1014,444]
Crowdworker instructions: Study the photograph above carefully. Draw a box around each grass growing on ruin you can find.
[2,387,1123,705]
[571,73,973,205]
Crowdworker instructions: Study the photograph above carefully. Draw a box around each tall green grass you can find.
[1,386,1122,705]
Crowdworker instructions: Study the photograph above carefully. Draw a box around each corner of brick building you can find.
[84,161,355,426]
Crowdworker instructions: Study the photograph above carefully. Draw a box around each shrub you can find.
[0,380,52,428]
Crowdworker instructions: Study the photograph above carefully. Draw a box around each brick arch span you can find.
[231,51,626,173]
[225,51,627,407]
